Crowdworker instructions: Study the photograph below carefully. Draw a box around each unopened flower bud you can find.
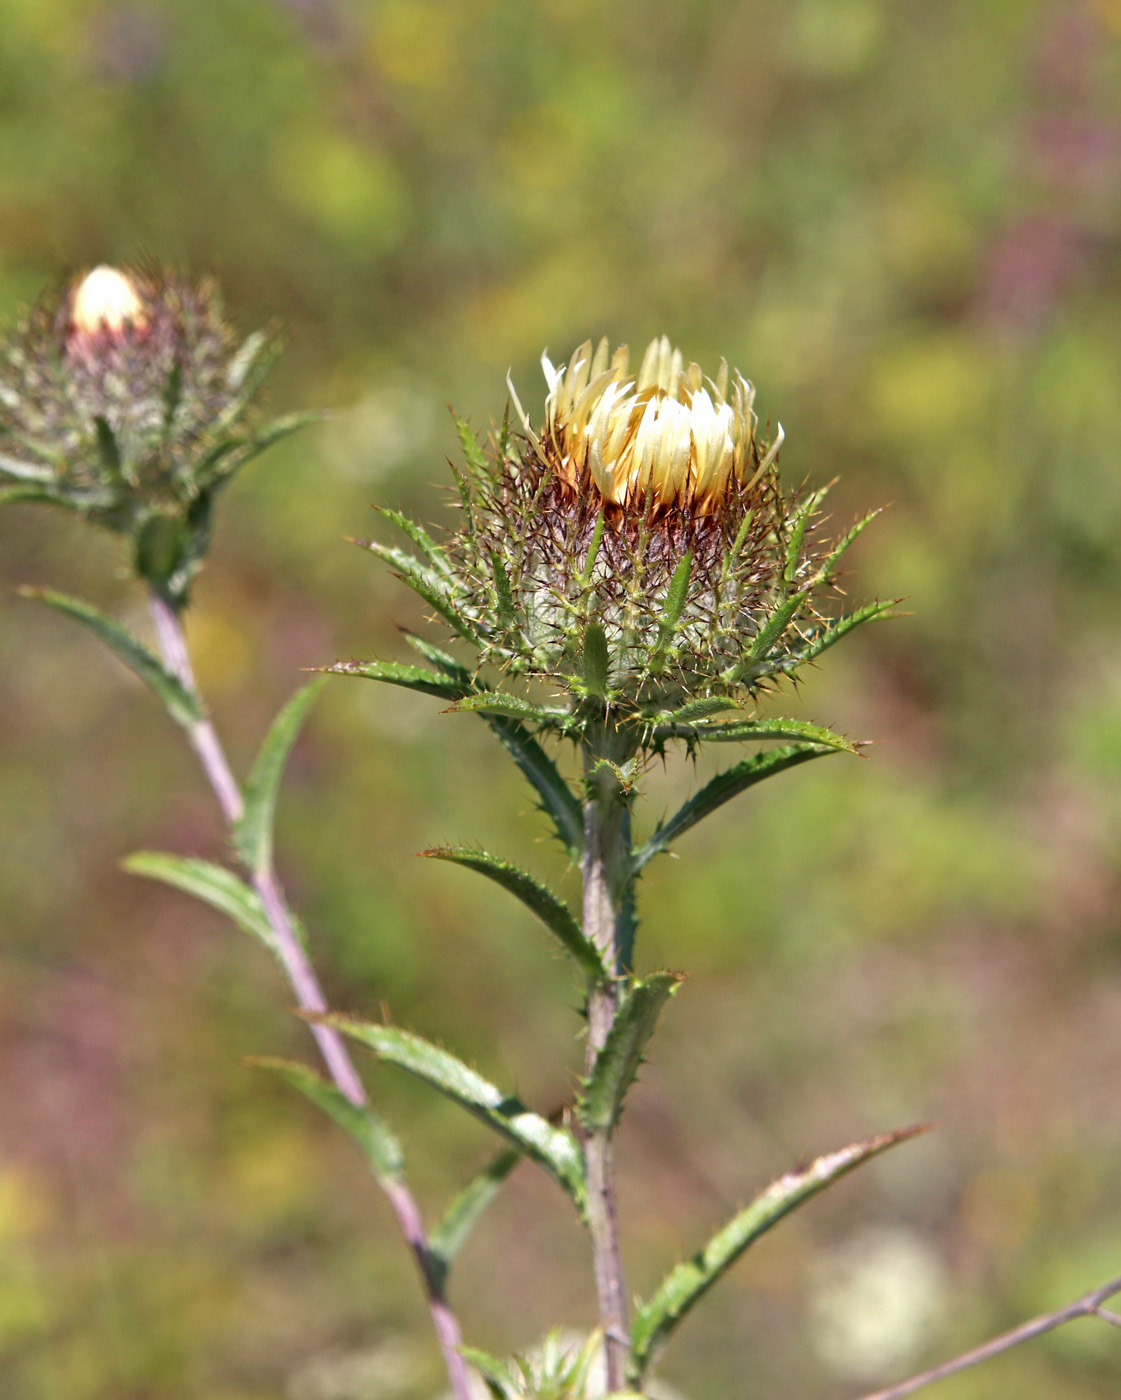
[69,265,147,337]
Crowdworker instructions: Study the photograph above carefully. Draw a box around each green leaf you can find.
[360,537,482,643]
[235,678,327,877]
[484,717,585,861]
[375,505,454,577]
[22,589,202,729]
[649,551,692,673]
[0,484,69,509]
[122,852,279,959]
[741,588,810,675]
[576,511,607,589]
[634,745,840,871]
[783,487,828,586]
[813,507,882,584]
[580,973,682,1133]
[400,632,474,682]
[453,412,490,478]
[491,552,517,629]
[583,620,610,698]
[421,847,605,981]
[629,1125,930,1380]
[646,697,741,725]
[94,416,123,478]
[324,659,468,701]
[251,1056,404,1183]
[162,361,183,436]
[777,599,899,673]
[665,716,858,752]
[459,1346,519,1399]
[429,1146,521,1278]
[448,692,571,728]
[322,1017,587,1211]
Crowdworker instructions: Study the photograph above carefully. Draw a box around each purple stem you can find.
[148,591,475,1400]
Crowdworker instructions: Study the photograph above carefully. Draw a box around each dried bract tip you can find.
[69,265,147,337]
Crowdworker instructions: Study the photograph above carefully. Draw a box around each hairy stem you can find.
[581,739,633,1392]
[147,590,475,1400]
[853,1272,1121,1400]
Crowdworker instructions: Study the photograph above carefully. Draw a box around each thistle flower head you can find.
[0,266,303,601]
[358,335,885,749]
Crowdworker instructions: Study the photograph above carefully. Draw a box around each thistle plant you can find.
[7,277,1121,1400]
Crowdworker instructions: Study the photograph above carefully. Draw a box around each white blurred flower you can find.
[808,1224,947,1381]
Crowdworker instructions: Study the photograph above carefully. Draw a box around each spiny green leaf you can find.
[812,507,882,584]
[576,511,607,589]
[580,973,682,1133]
[235,677,327,877]
[429,1146,521,1279]
[251,1056,403,1182]
[375,505,454,576]
[741,588,810,675]
[448,692,572,728]
[634,745,839,871]
[454,412,490,477]
[400,632,474,682]
[492,552,517,628]
[664,716,858,752]
[322,1017,587,1211]
[22,589,202,729]
[324,659,467,701]
[629,1125,930,1379]
[779,599,900,674]
[359,537,482,642]
[645,697,741,726]
[422,847,605,981]
[649,551,692,673]
[122,852,279,959]
[784,486,828,586]
[582,621,610,699]
[485,717,584,861]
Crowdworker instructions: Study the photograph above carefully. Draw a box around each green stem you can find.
[581,729,635,1392]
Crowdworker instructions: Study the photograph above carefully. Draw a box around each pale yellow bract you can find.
[534,336,783,512]
[70,266,147,335]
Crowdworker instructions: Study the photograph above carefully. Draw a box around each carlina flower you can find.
[355,334,887,731]
[519,336,783,515]
[0,265,308,601]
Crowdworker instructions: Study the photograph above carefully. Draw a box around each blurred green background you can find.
[2,1,1121,1396]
